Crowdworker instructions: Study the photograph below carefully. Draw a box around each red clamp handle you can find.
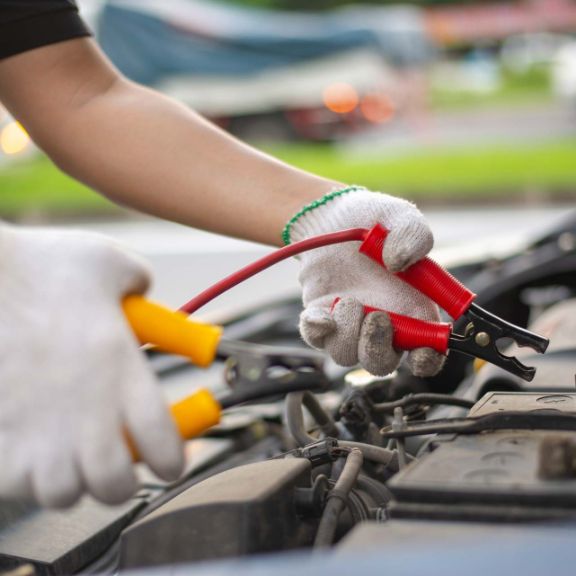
[359,224,476,320]
[363,305,451,354]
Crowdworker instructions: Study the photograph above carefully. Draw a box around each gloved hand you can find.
[0,225,183,508]
[286,187,445,377]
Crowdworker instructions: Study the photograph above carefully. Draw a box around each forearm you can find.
[54,81,337,245]
[0,40,337,246]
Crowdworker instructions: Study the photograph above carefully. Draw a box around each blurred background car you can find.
[95,0,433,141]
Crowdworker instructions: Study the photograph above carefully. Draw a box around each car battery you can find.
[388,392,576,522]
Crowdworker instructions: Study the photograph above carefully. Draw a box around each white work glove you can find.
[287,187,445,377]
[0,225,183,508]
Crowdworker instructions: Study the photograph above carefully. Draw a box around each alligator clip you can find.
[357,224,549,381]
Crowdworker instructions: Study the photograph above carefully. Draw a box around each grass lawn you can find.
[0,155,119,218]
[265,139,576,200]
[0,138,574,219]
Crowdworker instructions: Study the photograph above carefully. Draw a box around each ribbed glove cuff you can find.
[282,185,366,245]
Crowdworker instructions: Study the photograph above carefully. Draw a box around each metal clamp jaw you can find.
[449,303,549,381]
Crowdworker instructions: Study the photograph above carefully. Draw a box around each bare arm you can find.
[0,38,339,246]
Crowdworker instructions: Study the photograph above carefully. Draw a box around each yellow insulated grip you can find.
[123,295,222,368]
[170,388,222,439]
[129,388,222,461]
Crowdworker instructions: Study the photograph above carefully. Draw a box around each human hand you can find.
[0,226,183,507]
[286,187,445,377]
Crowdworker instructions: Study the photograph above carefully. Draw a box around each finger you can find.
[109,248,152,296]
[70,232,152,296]
[299,306,336,349]
[78,417,137,505]
[121,353,184,482]
[407,347,446,377]
[324,297,364,366]
[32,451,83,508]
[382,217,433,273]
[0,442,34,503]
[358,312,402,376]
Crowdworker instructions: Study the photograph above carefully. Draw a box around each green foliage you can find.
[262,139,576,199]
[0,156,120,218]
[0,137,573,220]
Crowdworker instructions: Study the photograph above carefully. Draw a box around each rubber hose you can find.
[285,393,396,465]
[314,448,364,548]
[285,391,338,445]
[338,441,396,467]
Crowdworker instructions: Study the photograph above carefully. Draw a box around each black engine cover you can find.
[120,458,314,569]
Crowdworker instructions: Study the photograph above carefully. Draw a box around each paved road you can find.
[344,103,576,154]
[66,204,576,318]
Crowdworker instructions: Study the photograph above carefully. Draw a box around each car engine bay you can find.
[2,213,576,576]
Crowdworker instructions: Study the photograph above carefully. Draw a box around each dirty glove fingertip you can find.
[383,223,434,273]
[300,307,337,349]
[358,312,402,376]
[407,348,446,378]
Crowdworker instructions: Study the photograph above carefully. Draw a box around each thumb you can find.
[382,218,433,273]
[299,306,336,349]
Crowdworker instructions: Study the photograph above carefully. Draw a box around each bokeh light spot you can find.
[360,93,396,124]
[323,83,359,114]
[1,121,30,155]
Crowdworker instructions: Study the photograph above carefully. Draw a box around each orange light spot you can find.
[360,93,396,124]
[323,83,359,114]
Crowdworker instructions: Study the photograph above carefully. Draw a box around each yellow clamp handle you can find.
[170,388,222,439]
[126,388,222,461]
[122,295,222,367]
[122,295,224,456]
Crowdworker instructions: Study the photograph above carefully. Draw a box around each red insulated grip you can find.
[359,224,476,320]
[364,305,451,354]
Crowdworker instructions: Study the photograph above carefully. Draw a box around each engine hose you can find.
[314,448,364,548]
[285,391,339,445]
[371,393,475,413]
[338,441,396,467]
[285,392,396,466]
[219,375,326,409]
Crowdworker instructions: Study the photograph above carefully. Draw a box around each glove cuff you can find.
[282,185,366,245]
